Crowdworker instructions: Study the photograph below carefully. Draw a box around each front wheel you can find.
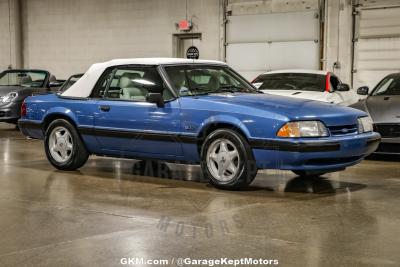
[45,119,89,171]
[201,129,258,190]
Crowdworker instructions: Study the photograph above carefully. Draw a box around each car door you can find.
[93,65,183,156]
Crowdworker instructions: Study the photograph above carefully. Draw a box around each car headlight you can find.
[358,116,373,133]
[1,92,18,103]
[277,121,329,138]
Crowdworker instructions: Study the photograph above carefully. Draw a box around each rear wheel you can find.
[45,119,89,170]
[201,129,258,190]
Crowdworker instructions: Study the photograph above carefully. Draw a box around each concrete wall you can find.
[21,0,222,78]
[0,0,22,71]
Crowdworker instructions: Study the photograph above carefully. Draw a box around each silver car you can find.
[351,73,400,154]
[0,69,58,124]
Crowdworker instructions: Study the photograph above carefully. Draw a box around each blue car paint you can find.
[19,92,380,171]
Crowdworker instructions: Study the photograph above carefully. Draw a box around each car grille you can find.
[373,124,400,138]
[328,124,358,136]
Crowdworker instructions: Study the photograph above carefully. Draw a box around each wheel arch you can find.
[42,110,79,134]
[196,116,251,154]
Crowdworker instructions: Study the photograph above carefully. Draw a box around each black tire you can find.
[292,170,326,178]
[44,119,89,171]
[200,129,258,190]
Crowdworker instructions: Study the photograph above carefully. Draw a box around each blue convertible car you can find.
[18,58,380,189]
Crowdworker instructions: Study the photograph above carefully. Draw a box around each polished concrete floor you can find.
[0,123,399,267]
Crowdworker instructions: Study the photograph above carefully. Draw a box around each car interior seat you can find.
[119,73,147,101]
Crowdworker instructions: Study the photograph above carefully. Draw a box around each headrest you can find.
[20,75,32,84]
[49,74,57,82]
[119,72,141,88]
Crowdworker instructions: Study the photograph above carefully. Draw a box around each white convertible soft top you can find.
[62,58,226,98]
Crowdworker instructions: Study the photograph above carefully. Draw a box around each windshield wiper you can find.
[215,85,244,93]
[217,85,264,94]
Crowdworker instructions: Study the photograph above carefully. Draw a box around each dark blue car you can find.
[18,58,380,190]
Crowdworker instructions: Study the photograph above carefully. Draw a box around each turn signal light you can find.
[277,121,329,138]
[277,122,301,137]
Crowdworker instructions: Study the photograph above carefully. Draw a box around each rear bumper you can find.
[18,119,43,139]
[251,132,381,171]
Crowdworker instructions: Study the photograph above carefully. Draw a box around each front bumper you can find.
[251,132,381,171]
[0,101,22,122]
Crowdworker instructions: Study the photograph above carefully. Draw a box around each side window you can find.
[374,78,394,95]
[330,75,340,91]
[105,66,168,102]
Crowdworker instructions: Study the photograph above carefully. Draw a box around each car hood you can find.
[186,93,365,125]
[365,95,400,123]
[261,89,330,102]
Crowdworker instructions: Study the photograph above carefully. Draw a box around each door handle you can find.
[99,105,111,112]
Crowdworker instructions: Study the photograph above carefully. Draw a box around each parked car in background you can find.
[0,69,58,124]
[58,73,83,93]
[252,70,359,106]
[18,58,380,190]
[351,73,400,154]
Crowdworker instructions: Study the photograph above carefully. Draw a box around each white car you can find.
[252,70,359,106]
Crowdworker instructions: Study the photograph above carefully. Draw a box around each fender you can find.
[197,114,251,139]
[42,107,80,126]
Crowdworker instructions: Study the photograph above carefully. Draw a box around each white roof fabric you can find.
[61,58,226,98]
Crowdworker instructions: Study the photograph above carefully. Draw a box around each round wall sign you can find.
[186,46,199,59]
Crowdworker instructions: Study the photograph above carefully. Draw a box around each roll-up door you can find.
[353,6,400,90]
[226,4,320,81]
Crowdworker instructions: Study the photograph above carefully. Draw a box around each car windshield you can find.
[372,75,400,96]
[253,73,326,92]
[58,74,83,93]
[164,65,257,96]
[0,71,47,88]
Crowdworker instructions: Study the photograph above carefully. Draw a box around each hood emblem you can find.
[342,128,349,133]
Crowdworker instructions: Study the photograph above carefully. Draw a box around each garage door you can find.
[353,6,400,90]
[226,10,320,81]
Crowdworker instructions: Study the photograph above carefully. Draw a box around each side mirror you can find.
[337,83,350,91]
[146,93,164,108]
[357,86,369,95]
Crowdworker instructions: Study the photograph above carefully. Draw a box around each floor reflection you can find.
[283,176,366,194]
[83,158,366,195]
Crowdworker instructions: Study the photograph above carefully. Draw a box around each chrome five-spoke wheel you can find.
[49,126,74,163]
[201,129,258,190]
[206,138,240,182]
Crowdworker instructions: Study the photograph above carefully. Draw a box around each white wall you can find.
[0,0,21,71]
[21,0,222,78]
